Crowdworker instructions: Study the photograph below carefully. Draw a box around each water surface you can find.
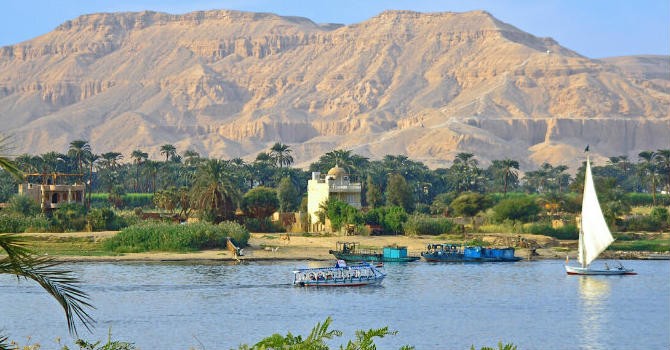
[0,260,668,349]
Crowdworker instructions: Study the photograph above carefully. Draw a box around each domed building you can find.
[307,165,362,231]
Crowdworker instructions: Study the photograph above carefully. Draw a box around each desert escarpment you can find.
[0,9,668,170]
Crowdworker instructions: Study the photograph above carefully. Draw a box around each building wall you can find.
[307,171,362,232]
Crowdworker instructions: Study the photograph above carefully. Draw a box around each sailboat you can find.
[565,151,636,275]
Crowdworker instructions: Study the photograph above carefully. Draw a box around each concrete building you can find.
[18,173,85,211]
[307,165,361,231]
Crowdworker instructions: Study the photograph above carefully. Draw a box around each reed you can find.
[102,221,249,253]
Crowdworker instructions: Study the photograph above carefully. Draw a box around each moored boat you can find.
[421,243,522,262]
[292,260,386,287]
[329,241,420,262]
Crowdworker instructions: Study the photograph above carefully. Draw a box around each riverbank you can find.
[16,231,668,262]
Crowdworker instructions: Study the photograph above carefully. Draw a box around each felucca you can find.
[565,149,636,275]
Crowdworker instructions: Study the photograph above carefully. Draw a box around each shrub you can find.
[524,223,578,239]
[51,203,87,232]
[7,195,41,216]
[403,215,456,236]
[243,217,285,233]
[0,213,50,233]
[88,208,128,231]
[102,221,250,253]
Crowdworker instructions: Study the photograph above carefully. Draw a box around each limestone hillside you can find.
[0,10,668,170]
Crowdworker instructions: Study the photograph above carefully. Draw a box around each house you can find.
[18,173,85,211]
[307,165,361,232]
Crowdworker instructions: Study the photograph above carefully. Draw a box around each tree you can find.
[241,187,280,220]
[269,142,294,168]
[277,177,300,212]
[492,197,541,222]
[450,153,480,192]
[160,144,177,162]
[190,159,240,223]
[638,150,659,205]
[365,176,383,209]
[131,149,148,192]
[386,173,414,213]
[655,149,670,195]
[68,139,91,175]
[450,192,488,217]
[489,159,519,195]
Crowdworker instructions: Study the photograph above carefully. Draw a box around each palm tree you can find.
[190,159,241,223]
[655,149,670,194]
[84,153,99,210]
[269,142,294,168]
[638,150,659,205]
[494,159,520,195]
[68,140,91,175]
[131,149,148,192]
[160,144,177,162]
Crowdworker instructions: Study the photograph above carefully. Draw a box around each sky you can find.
[1,0,668,58]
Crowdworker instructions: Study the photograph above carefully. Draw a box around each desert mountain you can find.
[0,10,668,170]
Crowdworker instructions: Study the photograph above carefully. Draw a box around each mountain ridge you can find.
[0,9,667,170]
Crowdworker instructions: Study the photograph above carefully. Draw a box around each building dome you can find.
[327,165,347,177]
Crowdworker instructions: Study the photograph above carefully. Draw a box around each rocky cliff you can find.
[0,9,668,170]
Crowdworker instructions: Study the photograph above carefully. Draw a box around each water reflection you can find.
[578,277,611,350]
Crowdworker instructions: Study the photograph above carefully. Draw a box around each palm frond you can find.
[0,234,95,335]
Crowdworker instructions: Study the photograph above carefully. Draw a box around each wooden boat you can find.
[292,260,386,287]
[565,151,636,276]
[421,243,522,262]
[329,241,420,262]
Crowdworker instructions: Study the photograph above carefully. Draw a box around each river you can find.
[1,260,668,349]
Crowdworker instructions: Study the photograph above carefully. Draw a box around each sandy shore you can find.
[20,231,580,262]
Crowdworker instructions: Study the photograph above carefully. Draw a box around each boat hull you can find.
[565,265,636,275]
[330,251,419,262]
[296,277,385,287]
[293,261,387,287]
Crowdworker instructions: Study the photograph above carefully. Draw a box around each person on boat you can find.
[605,263,610,270]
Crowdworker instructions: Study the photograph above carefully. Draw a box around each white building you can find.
[307,165,361,231]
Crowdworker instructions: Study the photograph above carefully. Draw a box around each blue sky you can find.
[1,0,668,58]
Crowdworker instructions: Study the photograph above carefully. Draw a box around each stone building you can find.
[18,173,85,211]
[307,165,361,231]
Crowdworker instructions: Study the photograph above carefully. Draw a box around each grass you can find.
[14,235,109,256]
[610,237,670,252]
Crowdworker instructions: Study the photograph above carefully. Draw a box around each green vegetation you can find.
[102,222,249,253]
[403,215,456,236]
[235,317,414,350]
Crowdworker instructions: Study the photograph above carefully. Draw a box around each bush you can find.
[102,221,250,253]
[243,217,285,233]
[88,208,128,231]
[450,192,489,217]
[7,195,41,216]
[0,213,50,233]
[403,215,456,236]
[51,203,87,232]
[492,197,541,223]
[620,215,664,232]
[524,223,578,239]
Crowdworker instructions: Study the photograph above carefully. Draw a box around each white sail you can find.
[579,157,615,267]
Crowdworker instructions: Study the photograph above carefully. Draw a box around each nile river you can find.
[1,260,668,349]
